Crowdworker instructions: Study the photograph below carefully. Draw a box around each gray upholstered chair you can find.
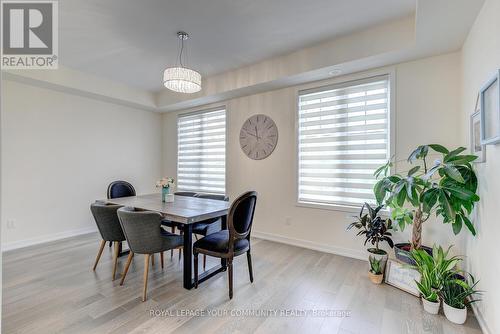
[117,207,183,301]
[194,191,257,299]
[106,180,136,248]
[90,202,126,280]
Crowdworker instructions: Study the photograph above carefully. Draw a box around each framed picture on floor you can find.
[480,69,500,145]
[384,259,420,297]
[471,95,486,163]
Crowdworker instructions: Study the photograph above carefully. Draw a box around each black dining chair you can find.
[193,191,257,299]
[90,202,126,280]
[106,180,136,248]
[117,207,183,301]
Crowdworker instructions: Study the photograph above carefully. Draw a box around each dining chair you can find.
[106,180,136,248]
[117,207,183,301]
[90,202,126,280]
[193,191,257,299]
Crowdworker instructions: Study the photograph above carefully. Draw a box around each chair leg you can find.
[194,252,199,289]
[120,252,134,286]
[160,252,164,269]
[109,241,113,247]
[143,254,150,302]
[170,226,176,258]
[203,255,207,271]
[247,250,254,283]
[92,240,106,271]
[151,253,155,266]
[112,241,120,280]
[228,258,233,299]
[178,230,183,261]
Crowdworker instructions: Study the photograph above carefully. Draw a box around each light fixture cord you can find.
[179,37,184,67]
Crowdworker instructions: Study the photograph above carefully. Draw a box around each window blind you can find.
[177,108,226,194]
[298,76,390,208]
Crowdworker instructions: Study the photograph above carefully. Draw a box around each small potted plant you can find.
[441,273,481,324]
[410,245,462,314]
[347,202,394,271]
[156,177,175,202]
[368,257,384,284]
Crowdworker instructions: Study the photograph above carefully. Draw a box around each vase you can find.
[443,302,467,324]
[422,297,440,315]
[161,187,170,202]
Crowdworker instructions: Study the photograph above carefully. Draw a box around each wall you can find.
[461,0,500,332]
[162,52,464,259]
[1,80,162,250]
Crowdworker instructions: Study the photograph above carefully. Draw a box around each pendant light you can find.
[163,32,202,93]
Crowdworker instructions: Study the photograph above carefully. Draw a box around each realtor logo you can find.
[1,0,58,69]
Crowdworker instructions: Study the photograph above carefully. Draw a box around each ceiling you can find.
[59,0,415,92]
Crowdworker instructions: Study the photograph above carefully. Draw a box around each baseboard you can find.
[470,303,492,334]
[252,230,367,261]
[2,226,97,252]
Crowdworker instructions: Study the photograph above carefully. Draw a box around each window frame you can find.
[295,69,395,213]
[176,105,227,195]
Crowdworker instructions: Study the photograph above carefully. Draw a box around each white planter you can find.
[367,249,388,270]
[443,302,467,324]
[421,297,440,315]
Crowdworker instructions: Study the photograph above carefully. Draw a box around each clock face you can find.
[239,114,278,160]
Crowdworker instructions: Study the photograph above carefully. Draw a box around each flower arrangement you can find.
[156,177,175,189]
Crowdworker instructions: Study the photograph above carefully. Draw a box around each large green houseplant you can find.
[373,145,479,255]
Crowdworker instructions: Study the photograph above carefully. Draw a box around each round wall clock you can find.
[239,114,278,160]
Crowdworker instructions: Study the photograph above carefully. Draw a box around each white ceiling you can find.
[59,0,415,92]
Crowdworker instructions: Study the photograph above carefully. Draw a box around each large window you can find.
[177,107,226,194]
[297,75,391,208]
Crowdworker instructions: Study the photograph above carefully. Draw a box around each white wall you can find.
[162,52,464,259]
[461,0,500,332]
[1,80,162,250]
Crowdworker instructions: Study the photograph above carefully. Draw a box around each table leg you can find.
[220,215,228,270]
[183,224,193,289]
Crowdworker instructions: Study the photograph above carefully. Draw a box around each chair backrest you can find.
[174,191,197,197]
[117,207,177,254]
[107,180,136,199]
[90,202,126,242]
[194,193,229,202]
[227,191,257,250]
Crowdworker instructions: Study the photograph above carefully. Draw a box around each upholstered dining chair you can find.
[90,202,126,280]
[106,180,136,248]
[117,207,183,301]
[193,191,257,299]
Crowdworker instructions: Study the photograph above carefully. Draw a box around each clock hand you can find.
[244,130,259,139]
[255,126,261,140]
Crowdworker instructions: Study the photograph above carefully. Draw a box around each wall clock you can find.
[239,114,278,160]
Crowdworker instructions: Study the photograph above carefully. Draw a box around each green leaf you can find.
[422,188,439,213]
[397,185,407,207]
[438,190,455,220]
[447,155,478,165]
[444,147,467,162]
[443,165,465,183]
[408,166,420,176]
[452,215,463,235]
[462,215,476,236]
[373,180,386,205]
[429,144,449,154]
[443,185,480,201]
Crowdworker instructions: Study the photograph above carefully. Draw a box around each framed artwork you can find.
[470,95,486,163]
[384,259,420,297]
[480,69,500,145]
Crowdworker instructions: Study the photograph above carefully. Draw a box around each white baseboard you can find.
[252,230,367,261]
[2,226,97,252]
[470,303,492,334]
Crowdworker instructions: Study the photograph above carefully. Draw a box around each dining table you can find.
[102,193,231,290]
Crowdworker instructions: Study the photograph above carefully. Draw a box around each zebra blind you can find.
[177,108,226,194]
[298,76,390,208]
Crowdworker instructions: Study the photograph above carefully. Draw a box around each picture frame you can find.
[470,95,486,163]
[384,259,421,297]
[480,69,500,145]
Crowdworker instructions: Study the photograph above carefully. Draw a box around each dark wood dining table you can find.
[102,193,230,289]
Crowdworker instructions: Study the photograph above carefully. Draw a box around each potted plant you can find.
[368,257,384,284]
[410,245,461,314]
[347,202,394,270]
[441,273,481,324]
[373,145,479,263]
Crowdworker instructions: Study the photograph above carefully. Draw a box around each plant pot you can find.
[368,271,383,284]
[443,302,467,324]
[422,297,440,315]
[161,187,170,202]
[367,248,388,270]
[394,243,433,265]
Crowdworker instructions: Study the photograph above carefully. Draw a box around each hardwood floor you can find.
[2,233,482,334]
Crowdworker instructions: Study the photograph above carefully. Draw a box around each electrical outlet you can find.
[6,219,16,229]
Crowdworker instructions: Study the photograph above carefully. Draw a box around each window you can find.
[297,75,390,208]
[177,107,226,194]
